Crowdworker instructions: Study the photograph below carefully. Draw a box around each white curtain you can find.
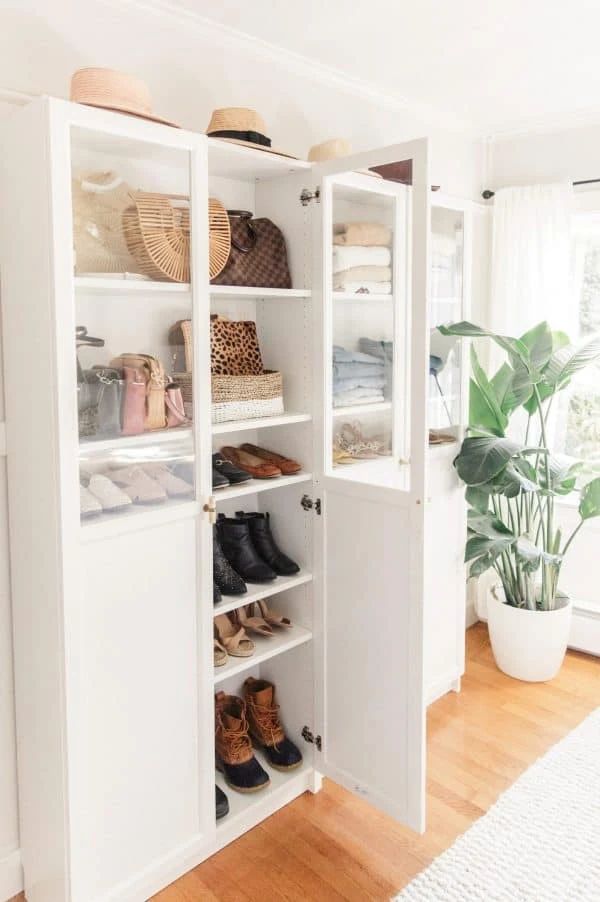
[489,183,574,360]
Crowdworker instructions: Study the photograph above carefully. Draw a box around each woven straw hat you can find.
[70,68,179,128]
[308,138,382,177]
[206,108,297,159]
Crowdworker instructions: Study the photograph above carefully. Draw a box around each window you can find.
[552,213,600,478]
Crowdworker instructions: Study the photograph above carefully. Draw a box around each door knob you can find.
[203,496,217,524]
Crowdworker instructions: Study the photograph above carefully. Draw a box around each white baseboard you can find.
[465,599,478,628]
[568,601,600,657]
[0,849,23,902]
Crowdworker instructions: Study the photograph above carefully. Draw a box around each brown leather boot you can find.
[214,691,270,793]
[243,678,303,771]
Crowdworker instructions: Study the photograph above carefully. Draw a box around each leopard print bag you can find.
[210,315,264,376]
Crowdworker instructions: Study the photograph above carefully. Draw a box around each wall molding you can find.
[0,849,23,902]
[101,0,475,135]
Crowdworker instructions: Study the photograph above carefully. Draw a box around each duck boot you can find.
[215,692,270,793]
[243,677,303,771]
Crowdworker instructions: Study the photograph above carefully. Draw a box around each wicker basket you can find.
[172,372,193,420]
[211,370,283,423]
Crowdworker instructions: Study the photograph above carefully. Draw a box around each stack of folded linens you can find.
[332,222,392,294]
[332,345,386,407]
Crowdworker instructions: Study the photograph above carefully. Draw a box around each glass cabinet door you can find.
[324,173,412,490]
[428,204,466,441]
[70,125,197,524]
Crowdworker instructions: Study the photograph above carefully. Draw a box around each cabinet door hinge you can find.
[301,726,322,751]
[301,494,322,515]
[300,187,320,206]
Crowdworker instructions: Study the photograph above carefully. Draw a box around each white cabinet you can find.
[0,98,466,902]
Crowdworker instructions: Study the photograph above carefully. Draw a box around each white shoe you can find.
[142,463,194,498]
[80,484,102,518]
[108,466,167,504]
[88,474,133,512]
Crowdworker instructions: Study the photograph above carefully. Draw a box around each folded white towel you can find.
[334,281,392,295]
[333,222,392,247]
[333,265,391,289]
[332,245,391,273]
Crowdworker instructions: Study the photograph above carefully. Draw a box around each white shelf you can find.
[211,286,311,300]
[207,137,311,181]
[213,571,313,618]
[80,425,192,454]
[215,472,311,502]
[80,499,200,542]
[212,412,312,434]
[215,750,314,847]
[213,624,312,684]
[333,291,392,302]
[75,276,191,294]
[332,401,392,417]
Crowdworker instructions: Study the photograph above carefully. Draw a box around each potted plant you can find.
[439,320,600,681]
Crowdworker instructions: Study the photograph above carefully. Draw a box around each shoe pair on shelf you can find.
[219,444,302,481]
[215,679,302,793]
[79,463,194,518]
[212,512,300,598]
[213,602,292,666]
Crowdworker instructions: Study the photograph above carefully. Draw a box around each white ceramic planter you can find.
[487,586,572,682]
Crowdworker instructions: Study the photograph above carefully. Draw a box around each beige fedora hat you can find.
[206,108,297,159]
[70,68,179,128]
[308,138,382,177]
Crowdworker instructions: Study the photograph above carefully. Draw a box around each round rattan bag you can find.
[122,193,230,282]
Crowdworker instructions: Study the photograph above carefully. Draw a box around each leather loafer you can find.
[212,453,252,485]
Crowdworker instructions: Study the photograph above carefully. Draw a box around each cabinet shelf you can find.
[333,291,393,302]
[213,571,313,617]
[213,624,312,684]
[211,286,311,300]
[75,276,191,295]
[79,425,192,454]
[80,499,200,542]
[215,749,314,844]
[212,412,312,434]
[332,401,392,417]
[215,472,312,502]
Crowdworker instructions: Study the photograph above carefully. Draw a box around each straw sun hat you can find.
[206,108,297,159]
[70,68,179,128]
[307,138,382,177]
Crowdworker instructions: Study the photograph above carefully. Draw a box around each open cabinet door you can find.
[311,140,430,833]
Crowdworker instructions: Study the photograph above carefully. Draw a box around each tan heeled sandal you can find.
[214,613,255,657]
[256,599,292,629]
[235,604,274,637]
[214,637,227,667]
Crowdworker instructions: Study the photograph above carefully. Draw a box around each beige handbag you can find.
[110,353,168,430]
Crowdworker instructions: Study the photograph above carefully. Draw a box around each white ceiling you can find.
[174,0,600,134]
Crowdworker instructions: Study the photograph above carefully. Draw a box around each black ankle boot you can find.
[235,512,300,576]
[217,515,277,583]
[213,526,247,595]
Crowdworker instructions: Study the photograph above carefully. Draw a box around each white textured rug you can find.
[395,708,600,901]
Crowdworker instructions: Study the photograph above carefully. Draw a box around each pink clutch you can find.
[165,383,189,428]
[121,367,146,435]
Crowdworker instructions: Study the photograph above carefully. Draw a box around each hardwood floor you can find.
[153,624,600,902]
[11,623,600,902]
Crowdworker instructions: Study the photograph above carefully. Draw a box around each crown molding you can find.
[0,88,35,106]
[486,106,600,143]
[104,0,477,135]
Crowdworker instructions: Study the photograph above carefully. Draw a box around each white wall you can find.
[0,2,486,897]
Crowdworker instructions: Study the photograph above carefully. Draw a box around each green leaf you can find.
[465,486,490,515]
[454,435,520,486]
[467,511,514,539]
[579,477,600,520]
[515,537,542,572]
[465,533,515,563]
[540,454,583,496]
[544,334,600,389]
[519,322,554,372]
[439,321,533,372]
[469,554,496,578]
[468,345,507,434]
